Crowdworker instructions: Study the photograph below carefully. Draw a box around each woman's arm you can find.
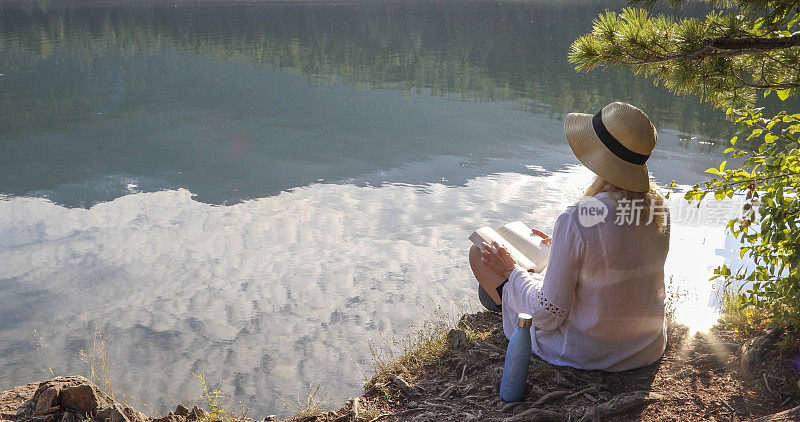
[509,212,584,330]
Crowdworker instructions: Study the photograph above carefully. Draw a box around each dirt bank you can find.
[305,311,800,421]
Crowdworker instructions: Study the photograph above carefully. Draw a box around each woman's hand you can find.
[480,241,518,278]
[531,228,552,245]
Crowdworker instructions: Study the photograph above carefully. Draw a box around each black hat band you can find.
[592,110,650,165]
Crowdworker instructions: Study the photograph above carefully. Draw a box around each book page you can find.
[469,226,535,270]
[495,221,551,272]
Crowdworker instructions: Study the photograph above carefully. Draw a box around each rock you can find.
[60,412,76,422]
[5,378,134,422]
[61,384,104,412]
[189,407,207,421]
[31,414,57,422]
[407,401,418,409]
[109,405,132,422]
[108,406,131,422]
[152,412,186,422]
[33,406,60,417]
[18,377,108,419]
[35,387,61,415]
[174,405,189,416]
[263,416,277,422]
[740,329,781,372]
[40,377,107,413]
[122,407,148,422]
[331,412,351,422]
[2,381,39,418]
[447,329,467,349]
[96,407,113,420]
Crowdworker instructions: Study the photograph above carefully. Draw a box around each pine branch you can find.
[614,31,800,64]
[730,70,800,89]
[711,31,800,50]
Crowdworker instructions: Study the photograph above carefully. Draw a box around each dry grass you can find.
[279,383,331,421]
[32,316,120,400]
[664,275,688,323]
[78,319,116,400]
[366,304,487,385]
[32,317,161,415]
[367,318,450,383]
[32,329,55,377]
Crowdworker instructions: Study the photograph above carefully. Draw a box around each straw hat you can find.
[564,102,657,193]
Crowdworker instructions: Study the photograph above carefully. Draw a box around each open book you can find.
[469,221,551,273]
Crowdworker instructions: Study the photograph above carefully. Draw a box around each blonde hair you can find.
[583,176,668,234]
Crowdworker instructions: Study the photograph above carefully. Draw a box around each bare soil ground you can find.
[305,311,800,422]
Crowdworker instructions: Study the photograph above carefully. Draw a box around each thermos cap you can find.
[517,313,533,328]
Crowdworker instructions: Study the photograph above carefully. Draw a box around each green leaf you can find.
[777,89,791,101]
[765,133,779,143]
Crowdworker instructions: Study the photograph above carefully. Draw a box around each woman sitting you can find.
[469,102,670,371]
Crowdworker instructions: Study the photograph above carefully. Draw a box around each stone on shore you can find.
[1,377,214,422]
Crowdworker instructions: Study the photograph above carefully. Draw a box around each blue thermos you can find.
[499,313,533,402]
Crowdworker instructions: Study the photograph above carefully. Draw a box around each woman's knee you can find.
[469,244,480,257]
[469,244,482,267]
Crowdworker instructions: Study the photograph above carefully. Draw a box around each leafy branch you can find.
[571,0,800,332]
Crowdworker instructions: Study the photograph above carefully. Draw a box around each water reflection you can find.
[0,0,740,417]
[1,164,737,415]
[0,0,730,207]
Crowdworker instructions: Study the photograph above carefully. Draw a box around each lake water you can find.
[0,0,741,417]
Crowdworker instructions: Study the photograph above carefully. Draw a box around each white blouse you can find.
[501,192,670,371]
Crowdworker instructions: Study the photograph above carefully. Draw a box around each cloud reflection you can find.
[0,166,733,416]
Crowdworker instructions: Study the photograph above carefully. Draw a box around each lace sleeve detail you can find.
[534,288,567,320]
